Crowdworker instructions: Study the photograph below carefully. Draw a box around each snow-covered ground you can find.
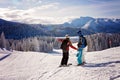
[0,46,120,80]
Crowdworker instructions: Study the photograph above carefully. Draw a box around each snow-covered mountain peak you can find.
[82,20,93,29]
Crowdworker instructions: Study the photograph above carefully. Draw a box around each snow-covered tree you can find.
[0,32,6,49]
[86,33,120,52]
[33,37,40,51]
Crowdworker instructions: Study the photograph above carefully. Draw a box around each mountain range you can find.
[0,17,120,39]
[62,17,120,33]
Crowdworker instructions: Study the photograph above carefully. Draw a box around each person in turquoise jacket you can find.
[76,30,87,66]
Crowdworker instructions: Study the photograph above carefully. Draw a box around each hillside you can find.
[0,19,49,39]
[0,17,120,39]
[0,46,120,80]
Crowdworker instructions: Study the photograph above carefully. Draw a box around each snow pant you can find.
[77,48,83,64]
[61,50,69,65]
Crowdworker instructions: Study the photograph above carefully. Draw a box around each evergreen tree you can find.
[0,32,6,49]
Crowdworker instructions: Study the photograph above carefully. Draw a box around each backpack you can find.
[78,37,87,48]
[60,39,69,50]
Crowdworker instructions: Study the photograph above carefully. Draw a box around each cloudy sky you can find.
[0,0,120,24]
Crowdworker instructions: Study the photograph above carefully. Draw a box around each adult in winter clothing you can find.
[58,34,78,67]
[77,31,87,65]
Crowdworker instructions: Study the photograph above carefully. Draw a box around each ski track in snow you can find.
[0,47,120,80]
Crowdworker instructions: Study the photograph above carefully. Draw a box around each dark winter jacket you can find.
[58,38,78,51]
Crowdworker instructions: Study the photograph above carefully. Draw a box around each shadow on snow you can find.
[83,61,120,67]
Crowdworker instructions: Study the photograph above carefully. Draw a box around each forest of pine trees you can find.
[0,32,61,52]
[86,33,120,51]
[0,32,120,52]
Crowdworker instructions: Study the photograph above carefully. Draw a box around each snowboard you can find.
[59,63,72,67]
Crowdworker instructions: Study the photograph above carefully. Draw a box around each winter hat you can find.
[77,30,83,37]
[65,34,69,38]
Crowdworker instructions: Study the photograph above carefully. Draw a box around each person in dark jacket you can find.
[58,34,78,67]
